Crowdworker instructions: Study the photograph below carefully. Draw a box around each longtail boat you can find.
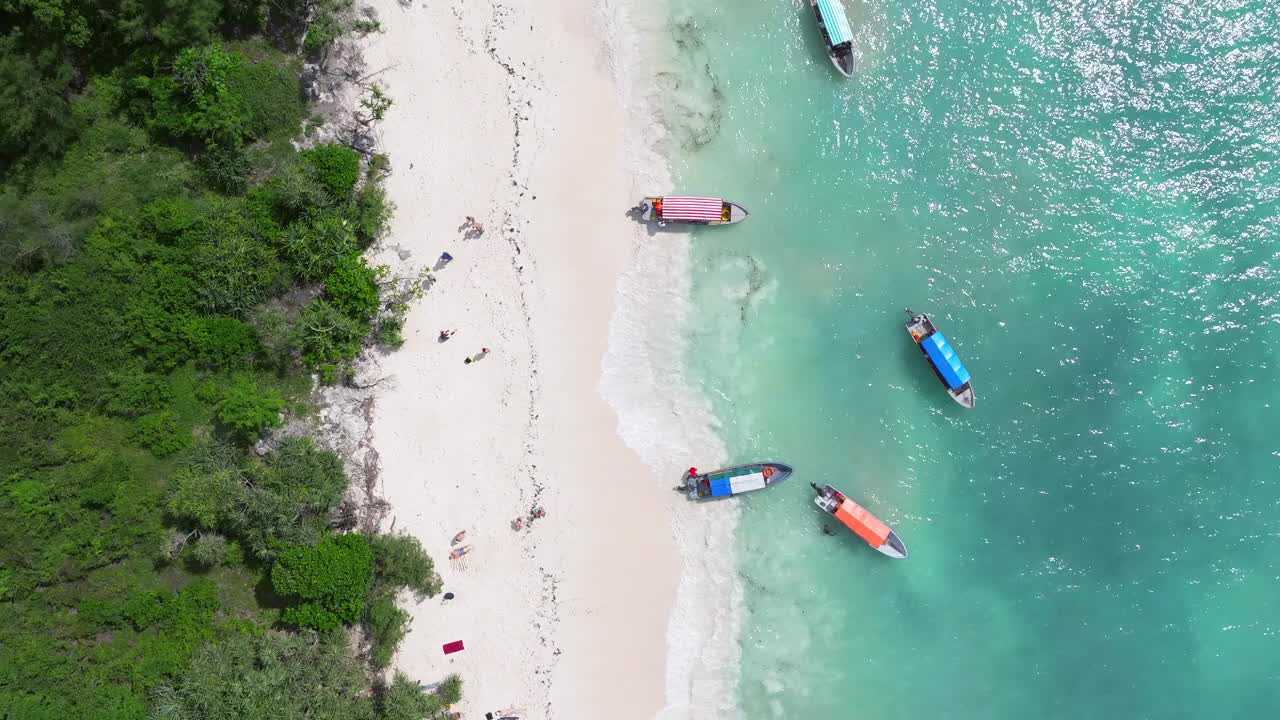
[677,462,794,501]
[905,309,975,409]
[811,483,907,559]
[810,0,856,77]
[638,196,750,226]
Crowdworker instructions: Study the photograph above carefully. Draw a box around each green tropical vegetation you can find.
[0,2,456,718]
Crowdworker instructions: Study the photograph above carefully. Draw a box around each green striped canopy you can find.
[817,0,854,46]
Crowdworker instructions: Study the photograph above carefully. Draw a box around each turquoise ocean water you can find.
[657,0,1280,717]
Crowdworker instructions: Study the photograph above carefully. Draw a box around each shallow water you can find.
[656,0,1280,716]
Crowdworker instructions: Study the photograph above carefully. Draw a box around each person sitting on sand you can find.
[439,329,456,342]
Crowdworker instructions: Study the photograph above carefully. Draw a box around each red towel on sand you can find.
[442,640,465,655]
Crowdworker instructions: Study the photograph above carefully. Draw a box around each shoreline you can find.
[360,0,698,717]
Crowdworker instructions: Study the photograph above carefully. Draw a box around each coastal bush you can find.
[145,44,252,147]
[163,438,349,562]
[303,143,361,198]
[283,213,358,280]
[132,410,193,457]
[223,42,305,141]
[190,316,260,370]
[192,228,287,316]
[229,486,327,562]
[265,159,334,219]
[298,298,366,369]
[363,593,410,669]
[201,142,252,192]
[248,300,299,368]
[144,42,302,150]
[141,196,203,240]
[304,11,344,55]
[379,672,463,720]
[105,365,174,417]
[214,376,284,441]
[257,436,348,514]
[362,534,440,668]
[189,532,229,568]
[370,533,442,600]
[326,254,383,323]
[360,84,392,122]
[350,181,392,245]
[167,443,247,529]
[376,314,406,348]
[272,533,374,630]
[148,630,374,720]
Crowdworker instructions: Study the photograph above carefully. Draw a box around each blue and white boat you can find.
[677,462,795,501]
[810,0,856,77]
[906,310,976,408]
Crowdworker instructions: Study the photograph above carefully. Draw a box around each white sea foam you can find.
[597,1,744,718]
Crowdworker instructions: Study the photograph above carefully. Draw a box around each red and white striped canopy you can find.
[660,196,724,221]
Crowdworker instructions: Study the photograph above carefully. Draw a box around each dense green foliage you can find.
[380,672,463,720]
[371,533,444,599]
[0,3,449,718]
[364,592,413,670]
[305,143,362,196]
[272,533,374,630]
[150,631,460,720]
[363,533,441,667]
[327,253,384,322]
[165,437,349,561]
[214,376,285,440]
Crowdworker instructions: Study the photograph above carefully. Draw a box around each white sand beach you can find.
[361,1,685,717]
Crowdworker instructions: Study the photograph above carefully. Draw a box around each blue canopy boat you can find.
[677,462,794,501]
[906,310,975,408]
[810,0,856,77]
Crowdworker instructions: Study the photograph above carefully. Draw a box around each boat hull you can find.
[638,197,750,226]
[810,0,855,78]
[812,483,908,559]
[905,310,976,409]
[682,462,794,501]
[828,53,855,78]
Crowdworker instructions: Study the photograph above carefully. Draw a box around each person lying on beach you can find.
[449,545,471,560]
[451,530,466,545]
[461,216,485,239]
